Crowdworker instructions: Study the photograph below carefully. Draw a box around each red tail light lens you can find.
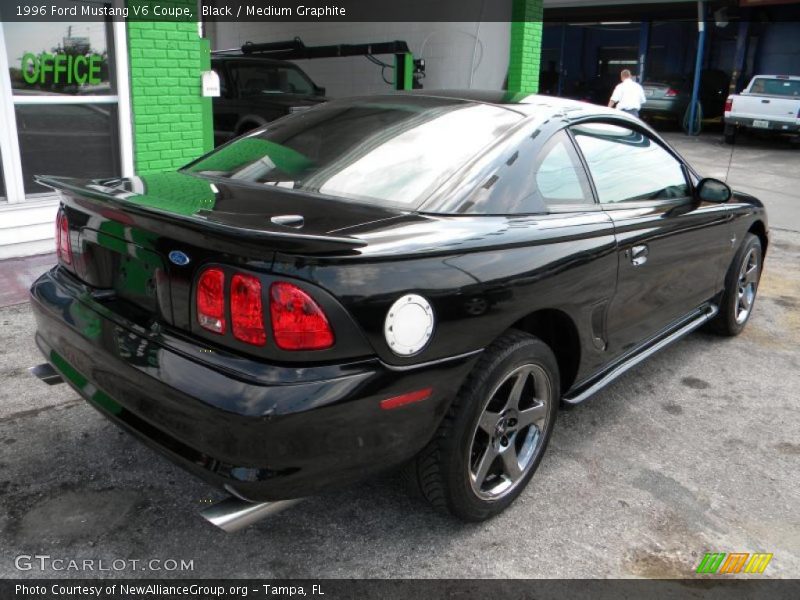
[231,273,266,346]
[56,211,72,265]
[724,97,733,112]
[270,282,334,350]
[197,268,226,334]
[665,88,679,97]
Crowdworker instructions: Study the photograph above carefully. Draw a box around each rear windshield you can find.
[184,96,521,209]
[748,78,800,97]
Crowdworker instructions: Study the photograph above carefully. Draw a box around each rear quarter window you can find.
[434,129,594,214]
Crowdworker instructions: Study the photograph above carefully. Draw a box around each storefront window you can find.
[15,104,120,194]
[4,21,115,96]
[1,9,122,198]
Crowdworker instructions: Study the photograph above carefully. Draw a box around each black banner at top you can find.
[2,0,514,22]
[1,0,798,22]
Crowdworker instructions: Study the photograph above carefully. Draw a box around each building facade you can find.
[0,0,543,259]
[0,1,214,258]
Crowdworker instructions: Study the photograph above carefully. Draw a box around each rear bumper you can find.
[30,267,478,501]
[724,115,800,132]
[641,98,686,116]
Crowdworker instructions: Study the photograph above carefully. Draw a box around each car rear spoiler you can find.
[36,175,368,256]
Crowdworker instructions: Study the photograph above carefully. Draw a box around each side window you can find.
[285,69,314,94]
[451,129,594,215]
[534,131,594,207]
[232,64,315,96]
[571,123,689,204]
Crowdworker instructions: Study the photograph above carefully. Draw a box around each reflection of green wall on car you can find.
[90,172,217,302]
[127,172,217,216]
[190,137,312,176]
[50,350,122,415]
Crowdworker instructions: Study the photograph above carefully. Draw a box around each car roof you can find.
[389,89,627,121]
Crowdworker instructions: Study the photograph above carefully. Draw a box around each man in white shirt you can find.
[608,69,647,118]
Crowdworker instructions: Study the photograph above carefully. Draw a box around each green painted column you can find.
[507,0,544,94]
[394,53,414,90]
[126,0,213,174]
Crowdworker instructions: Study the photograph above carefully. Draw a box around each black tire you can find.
[408,330,559,521]
[708,233,762,336]
[723,124,737,145]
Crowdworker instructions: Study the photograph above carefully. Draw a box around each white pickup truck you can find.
[723,75,800,144]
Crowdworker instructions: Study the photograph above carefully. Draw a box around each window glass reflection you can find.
[5,21,115,96]
[232,63,315,96]
[187,98,520,209]
[438,129,593,215]
[573,123,688,203]
[16,104,121,194]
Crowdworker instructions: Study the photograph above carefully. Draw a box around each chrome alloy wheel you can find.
[735,247,759,324]
[468,363,551,500]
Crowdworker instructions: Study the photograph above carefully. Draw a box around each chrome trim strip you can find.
[381,349,484,372]
[564,305,719,405]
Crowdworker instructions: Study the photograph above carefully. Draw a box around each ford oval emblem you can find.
[168,250,191,266]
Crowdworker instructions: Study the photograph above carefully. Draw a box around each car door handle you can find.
[631,244,649,266]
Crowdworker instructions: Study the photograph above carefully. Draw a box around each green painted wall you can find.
[127,1,212,174]
[508,0,544,94]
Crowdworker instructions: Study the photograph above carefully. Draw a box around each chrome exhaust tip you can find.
[29,363,64,385]
[200,496,301,533]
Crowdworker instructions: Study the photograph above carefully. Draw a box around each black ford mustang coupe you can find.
[31,91,767,524]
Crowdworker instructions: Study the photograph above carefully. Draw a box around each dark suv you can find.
[211,55,326,146]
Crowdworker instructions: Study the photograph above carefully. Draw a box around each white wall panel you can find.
[209,14,512,98]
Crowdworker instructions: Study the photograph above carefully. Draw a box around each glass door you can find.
[0,1,132,205]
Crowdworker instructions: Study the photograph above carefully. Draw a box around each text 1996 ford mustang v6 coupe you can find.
[30,91,767,527]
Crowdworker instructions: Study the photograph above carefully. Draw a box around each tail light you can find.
[270,282,334,350]
[55,210,72,265]
[665,88,679,97]
[195,270,334,351]
[724,97,733,112]
[231,273,266,346]
[196,268,226,334]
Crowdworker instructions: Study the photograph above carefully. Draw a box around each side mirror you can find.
[696,177,731,203]
[315,86,326,97]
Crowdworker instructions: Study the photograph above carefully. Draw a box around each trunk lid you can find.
[39,172,396,328]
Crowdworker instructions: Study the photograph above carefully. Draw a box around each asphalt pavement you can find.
[0,131,798,579]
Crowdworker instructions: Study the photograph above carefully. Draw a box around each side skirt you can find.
[563,304,719,405]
